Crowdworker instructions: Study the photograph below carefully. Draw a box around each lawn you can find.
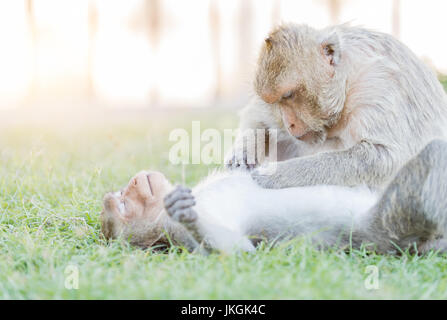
[1,107,446,299]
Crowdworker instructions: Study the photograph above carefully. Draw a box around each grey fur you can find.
[363,139,447,254]
[226,23,447,190]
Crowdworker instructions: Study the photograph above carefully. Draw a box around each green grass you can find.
[1,109,447,299]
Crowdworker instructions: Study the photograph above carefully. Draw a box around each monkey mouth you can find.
[297,131,315,142]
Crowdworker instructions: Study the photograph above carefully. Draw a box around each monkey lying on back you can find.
[101,140,447,255]
[226,24,447,189]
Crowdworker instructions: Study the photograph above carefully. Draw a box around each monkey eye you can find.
[282,91,294,100]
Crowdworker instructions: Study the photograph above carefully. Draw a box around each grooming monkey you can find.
[101,140,447,255]
[226,24,447,189]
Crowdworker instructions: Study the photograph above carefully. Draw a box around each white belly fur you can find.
[191,169,378,251]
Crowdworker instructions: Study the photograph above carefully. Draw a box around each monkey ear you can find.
[265,37,273,50]
[320,32,341,66]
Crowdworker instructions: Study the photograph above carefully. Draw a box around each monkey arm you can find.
[251,140,395,189]
[163,219,208,254]
[163,185,210,254]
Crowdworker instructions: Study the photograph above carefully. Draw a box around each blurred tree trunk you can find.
[26,0,37,101]
[146,0,161,106]
[392,0,401,39]
[328,0,342,25]
[237,0,253,92]
[209,0,222,102]
[87,0,98,101]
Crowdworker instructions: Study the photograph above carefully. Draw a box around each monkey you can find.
[225,23,447,190]
[101,139,447,255]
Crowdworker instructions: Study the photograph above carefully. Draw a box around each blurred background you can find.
[1,0,447,115]
[3,1,447,300]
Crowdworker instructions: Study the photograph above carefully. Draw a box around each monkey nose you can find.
[287,123,304,138]
[296,131,316,142]
[288,124,314,141]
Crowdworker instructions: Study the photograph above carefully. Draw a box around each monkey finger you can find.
[168,199,196,214]
[164,194,194,210]
[247,163,257,170]
[164,190,194,209]
[168,185,192,197]
[225,156,234,166]
[225,156,237,169]
[232,158,248,170]
[173,208,198,223]
[226,153,248,170]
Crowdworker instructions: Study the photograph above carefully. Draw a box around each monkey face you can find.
[100,171,172,245]
[255,24,342,144]
[276,86,328,144]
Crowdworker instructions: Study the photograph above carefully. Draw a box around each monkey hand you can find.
[224,144,259,171]
[163,185,198,223]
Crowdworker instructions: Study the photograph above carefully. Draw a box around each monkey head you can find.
[255,24,345,144]
[101,170,173,248]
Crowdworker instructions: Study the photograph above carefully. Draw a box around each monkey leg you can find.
[419,239,447,254]
[365,139,447,254]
